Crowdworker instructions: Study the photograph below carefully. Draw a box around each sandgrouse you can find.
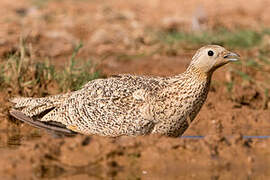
[10,45,239,137]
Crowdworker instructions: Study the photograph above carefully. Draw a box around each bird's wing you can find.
[39,75,168,136]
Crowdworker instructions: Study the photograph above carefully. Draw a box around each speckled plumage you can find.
[10,45,239,137]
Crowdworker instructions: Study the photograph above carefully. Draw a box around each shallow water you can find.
[1,119,270,179]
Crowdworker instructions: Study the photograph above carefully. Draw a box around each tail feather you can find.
[10,93,70,117]
[9,109,76,136]
[10,97,36,108]
[9,93,76,136]
[21,104,55,117]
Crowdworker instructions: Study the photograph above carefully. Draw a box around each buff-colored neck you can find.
[172,64,212,83]
[185,64,212,81]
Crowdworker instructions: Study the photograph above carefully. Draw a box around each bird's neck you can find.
[167,65,212,106]
[173,64,213,84]
[185,64,213,82]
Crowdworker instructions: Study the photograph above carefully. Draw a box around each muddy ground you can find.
[0,0,270,179]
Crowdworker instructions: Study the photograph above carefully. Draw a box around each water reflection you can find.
[0,122,22,148]
[0,118,43,149]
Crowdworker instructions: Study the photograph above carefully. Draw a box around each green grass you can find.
[32,0,60,8]
[158,28,268,49]
[57,43,101,92]
[0,41,101,96]
[225,81,234,93]
[258,48,270,65]
[116,53,146,61]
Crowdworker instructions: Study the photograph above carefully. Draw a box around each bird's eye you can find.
[208,50,214,56]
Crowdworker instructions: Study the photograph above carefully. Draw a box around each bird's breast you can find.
[153,79,210,123]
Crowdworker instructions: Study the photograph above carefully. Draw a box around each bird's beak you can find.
[224,52,240,62]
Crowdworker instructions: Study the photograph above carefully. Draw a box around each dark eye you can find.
[208,50,214,56]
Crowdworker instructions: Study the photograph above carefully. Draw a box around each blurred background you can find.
[0,0,270,179]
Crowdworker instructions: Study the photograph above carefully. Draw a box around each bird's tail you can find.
[9,93,77,136]
[10,94,70,117]
[9,109,76,136]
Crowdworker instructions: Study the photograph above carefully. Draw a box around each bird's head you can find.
[189,45,240,75]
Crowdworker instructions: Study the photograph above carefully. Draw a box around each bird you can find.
[9,45,239,137]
